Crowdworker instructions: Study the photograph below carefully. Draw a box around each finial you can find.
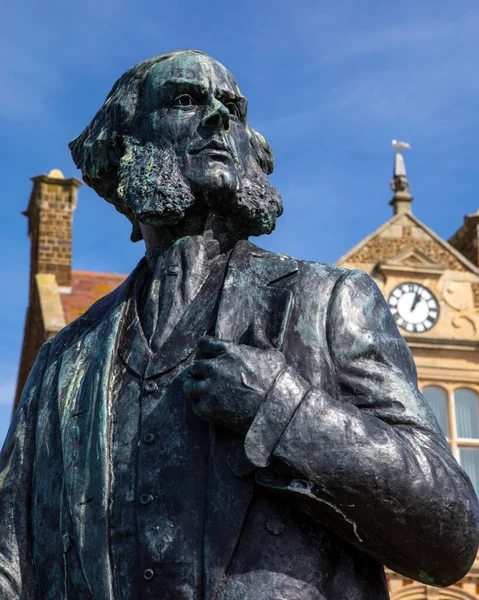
[48,168,65,179]
[390,140,413,215]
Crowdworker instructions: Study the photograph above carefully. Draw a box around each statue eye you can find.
[171,94,196,108]
[225,102,240,117]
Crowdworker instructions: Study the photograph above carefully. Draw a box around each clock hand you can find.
[411,291,421,312]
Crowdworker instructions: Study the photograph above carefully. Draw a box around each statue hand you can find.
[183,336,286,435]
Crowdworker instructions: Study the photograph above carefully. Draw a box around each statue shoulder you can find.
[246,242,358,299]
[296,258,350,280]
[277,253,352,294]
[49,259,144,358]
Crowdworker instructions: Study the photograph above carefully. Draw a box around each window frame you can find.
[420,382,479,460]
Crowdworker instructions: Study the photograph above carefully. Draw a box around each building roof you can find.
[337,210,479,276]
[60,270,127,324]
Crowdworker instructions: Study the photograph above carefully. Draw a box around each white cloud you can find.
[315,10,479,67]
[256,6,479,147]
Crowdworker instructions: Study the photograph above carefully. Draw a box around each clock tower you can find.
[337,149,479,599]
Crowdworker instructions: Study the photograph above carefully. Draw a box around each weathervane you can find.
[392,139,412,152]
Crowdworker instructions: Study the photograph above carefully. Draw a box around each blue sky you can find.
[1,0,478,444]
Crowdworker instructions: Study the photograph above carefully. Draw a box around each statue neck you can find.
[139,208,247,258]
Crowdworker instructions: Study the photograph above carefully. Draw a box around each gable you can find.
[338,212,479,275]
[396,251,428,265]
[382,247,441,267]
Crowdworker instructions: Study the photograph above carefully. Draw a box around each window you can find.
[459,448,479,494]
[455,388,479,439]
[422,386,448,436]
[421,384,479,495]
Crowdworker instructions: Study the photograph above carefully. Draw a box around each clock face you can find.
[387,282,440,333]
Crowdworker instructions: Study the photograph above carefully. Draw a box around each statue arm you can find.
[0,341,51,600]
[247,269,479,587]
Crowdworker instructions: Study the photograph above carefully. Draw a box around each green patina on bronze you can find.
[418,571,436,586]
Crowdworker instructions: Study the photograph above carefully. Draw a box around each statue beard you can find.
[115,139,283,239]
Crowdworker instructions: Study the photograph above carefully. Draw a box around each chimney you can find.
[14,169,82,410]
[449,210,479,267]
[24,169,82,289]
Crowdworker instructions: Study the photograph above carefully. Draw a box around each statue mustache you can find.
[187,137,235,160]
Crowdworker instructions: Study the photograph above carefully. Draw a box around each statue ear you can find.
[130,219,143,242]
[247,125,275,175]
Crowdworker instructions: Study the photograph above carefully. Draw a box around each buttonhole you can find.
[78,496,94,506]
[70,409,86,418]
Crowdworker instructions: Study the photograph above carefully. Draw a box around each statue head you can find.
[69,50,282,242]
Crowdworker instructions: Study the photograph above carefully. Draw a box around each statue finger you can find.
[183,378,206,401]
[190,360,214,379]
[197,336,230,358]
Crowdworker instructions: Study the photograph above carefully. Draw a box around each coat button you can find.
[144,381,158,393]
[266,516,285,536]
[144,433,156,444]
[143,568,154,581]
[168,265,180,275]
[140,493,153,505]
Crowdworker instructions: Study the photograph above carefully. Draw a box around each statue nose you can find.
[201,98,230,132]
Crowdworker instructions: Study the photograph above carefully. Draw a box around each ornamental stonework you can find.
[348,225,466,271]
[473,283,479,310]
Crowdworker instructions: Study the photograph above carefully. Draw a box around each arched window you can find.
[459,447,479,494]
[422,386,448,437]
[455,388,479,495]
[455,388,479,439]
[420,385,479,496]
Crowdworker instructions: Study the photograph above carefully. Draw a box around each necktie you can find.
[141,236,211,352]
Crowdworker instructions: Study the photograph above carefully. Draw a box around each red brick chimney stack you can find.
[24,169,82,289]
[14,169,82,409]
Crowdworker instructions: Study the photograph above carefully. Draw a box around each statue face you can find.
[70,50,282,238]
[138,52,250,199]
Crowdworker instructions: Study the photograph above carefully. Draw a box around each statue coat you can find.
[1,239,478,600]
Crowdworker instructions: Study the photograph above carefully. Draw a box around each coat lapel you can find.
[143,258,227,379]
[204,240,298,599]
[59,266,138,600]
[121,240,298,379]
[215,240,297,349]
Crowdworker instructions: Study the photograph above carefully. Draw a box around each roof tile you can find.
[60,270,127,323]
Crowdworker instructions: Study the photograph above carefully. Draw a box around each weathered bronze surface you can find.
[1,50,478,599]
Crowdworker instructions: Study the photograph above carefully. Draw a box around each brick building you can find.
[12,162,479,597]
[14,169,126,410]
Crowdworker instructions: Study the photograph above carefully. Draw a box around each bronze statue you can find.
[1,50,478,600]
